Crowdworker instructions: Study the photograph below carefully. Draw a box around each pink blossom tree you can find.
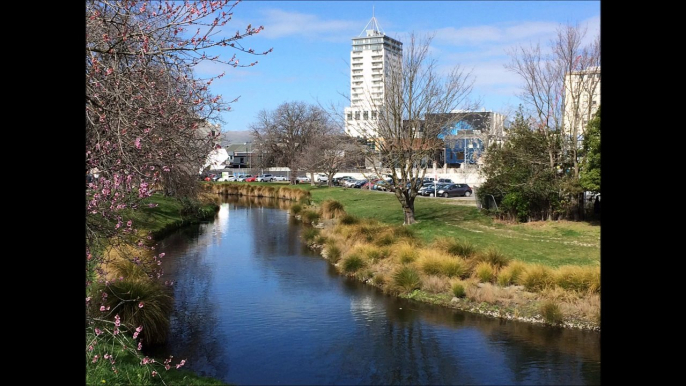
[86,0,270,380]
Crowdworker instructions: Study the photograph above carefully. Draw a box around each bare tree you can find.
[505,23,600,219]
[298,134,358,186]
[506,23,600,176]
[339,33,477,224]
[251,101,333,184]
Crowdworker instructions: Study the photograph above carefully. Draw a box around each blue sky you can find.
[195,1,600,133]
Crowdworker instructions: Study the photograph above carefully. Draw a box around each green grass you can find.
[306,187,599,268]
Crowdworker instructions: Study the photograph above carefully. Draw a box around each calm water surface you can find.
[150,196,600,385]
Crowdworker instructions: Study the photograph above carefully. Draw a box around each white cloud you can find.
[253,9,359,42]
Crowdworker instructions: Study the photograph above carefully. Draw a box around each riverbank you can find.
[86,193,229,386]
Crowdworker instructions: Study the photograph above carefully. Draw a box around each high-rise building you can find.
[344,15,402,138]
[562,66,601,141]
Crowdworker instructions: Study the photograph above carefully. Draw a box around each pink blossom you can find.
[176,359,186,369]
[92,355,99,363]
[152,371,158,377]
[95,328,102,336]
[100,306,106,312]
[139,302,144,308]
[135,137,141,149]
[137,342,142,351]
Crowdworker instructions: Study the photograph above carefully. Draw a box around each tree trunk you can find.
[403,205,416,225]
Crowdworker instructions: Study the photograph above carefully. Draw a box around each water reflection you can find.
[151,195,600,385]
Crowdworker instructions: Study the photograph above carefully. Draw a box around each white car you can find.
[256,174,275,182]
[316,174,328,182]
[296,176,311,183]
[271,175,287,181]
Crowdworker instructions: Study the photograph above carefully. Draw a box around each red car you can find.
[245,176,257,182]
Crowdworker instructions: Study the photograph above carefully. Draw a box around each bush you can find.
[94,278,173,345]
[321,200,346,219]
[290,203,303,214]
[396,242,418,264]
[301,210,320,224]
[339,214,359,225]
[496,261,526,286]
[392,266,422,293]
[475,247,511,268]
[302,228,319,242]
[474,262,496,283]
[452,282,466,298]
[342,254,366,273]
[374,232,396,247]
[554,265,601,293]
[324,243,341,262]
[540,300,564,325]
[433,237,477,258]
[520,264,553,292]
[418,252,467,278]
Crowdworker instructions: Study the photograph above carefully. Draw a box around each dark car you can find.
[436,183,473,198]
[333,176,355,186]
[419,183,449,196]
[352,179,368,188]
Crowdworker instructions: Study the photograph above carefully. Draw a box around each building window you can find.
[347,113,352,121]
[371,111,377,119]
[363,111,369,120]
[354,111,360,120]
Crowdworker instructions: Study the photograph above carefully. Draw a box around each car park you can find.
[352,179,368,189]
[436,183,473,198]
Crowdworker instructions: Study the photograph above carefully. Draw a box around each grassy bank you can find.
[253,183,600,330]
[87,192,228,386]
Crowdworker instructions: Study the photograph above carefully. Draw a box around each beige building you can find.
[562,66,600,142]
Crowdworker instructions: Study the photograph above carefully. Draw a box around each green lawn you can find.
[296,185,600,268]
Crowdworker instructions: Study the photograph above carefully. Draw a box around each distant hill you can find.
[220,130,254,147]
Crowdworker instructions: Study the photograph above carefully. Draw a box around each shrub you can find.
[301,210,321,224]
[396,242,418,264]
[392,266,422,293]
[374,232,397,247]
[290,203,303,214]
[497,261,527,286]
[302,227,319,242]
[540,300,564,325]
[432,237,476,258]
[452,281,466,298]
[95,278,173,345]
[418,252,468,278]
[339,214,359,225]
[474,262,496,283]
[342,254,366,273]
[554,265,601,293]
[321,200,346,219]
[520,264,554,292]
[475,247,511,268]
[324,243,341,262]
[315,235,327,245]
[422,275,450,293]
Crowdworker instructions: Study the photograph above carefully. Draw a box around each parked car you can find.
[271,175,287,181]
[436,183,473,198]
[361,179,381,190]
[333,176,355,186]
[315,174,328,183]
[226,175,238,182]
[419,183,447,197]
[373,180,391,191]
[236,174,252,182]
[352,179,368,189]
[245,176,257,182]
[256,174,275,182]
[437,178,453,184]
[295,176,311,183]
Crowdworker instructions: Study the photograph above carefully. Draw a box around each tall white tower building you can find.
[344,15,402,138]
[562,66,601,141]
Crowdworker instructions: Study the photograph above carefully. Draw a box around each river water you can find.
[150,196,600,385]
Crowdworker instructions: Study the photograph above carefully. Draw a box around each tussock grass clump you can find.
[290,203,303,214]
[474,247,511,268]
[540,300,564,325]
[520,264,554,292]
[432,237,477,258]
[109,259,150,282]
[302,227,320,242]
[474,262,496,283]
[301,210,321,225]
[315,235,328,245]
[321,200,346,220]
[324,242,342,262]
[95,279,173,345]
[374,231,397,247]
[360,244,384,262]
[392,266,422,293]
[392,226,417,242]
[342,254,366,273]
[497,261,527,286]
[553,265,601,293]
[395,242,419,264]
[372,273,386,286]
[452,281,466,298]
[339,214,359,225]
[417,251,468,278]
[422,275,451,294]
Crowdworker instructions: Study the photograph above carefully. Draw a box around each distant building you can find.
[344,15,402,139]
[562,66,600,142]
[427,111,505,167]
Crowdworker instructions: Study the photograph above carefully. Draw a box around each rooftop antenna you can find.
[359,7,384,37]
